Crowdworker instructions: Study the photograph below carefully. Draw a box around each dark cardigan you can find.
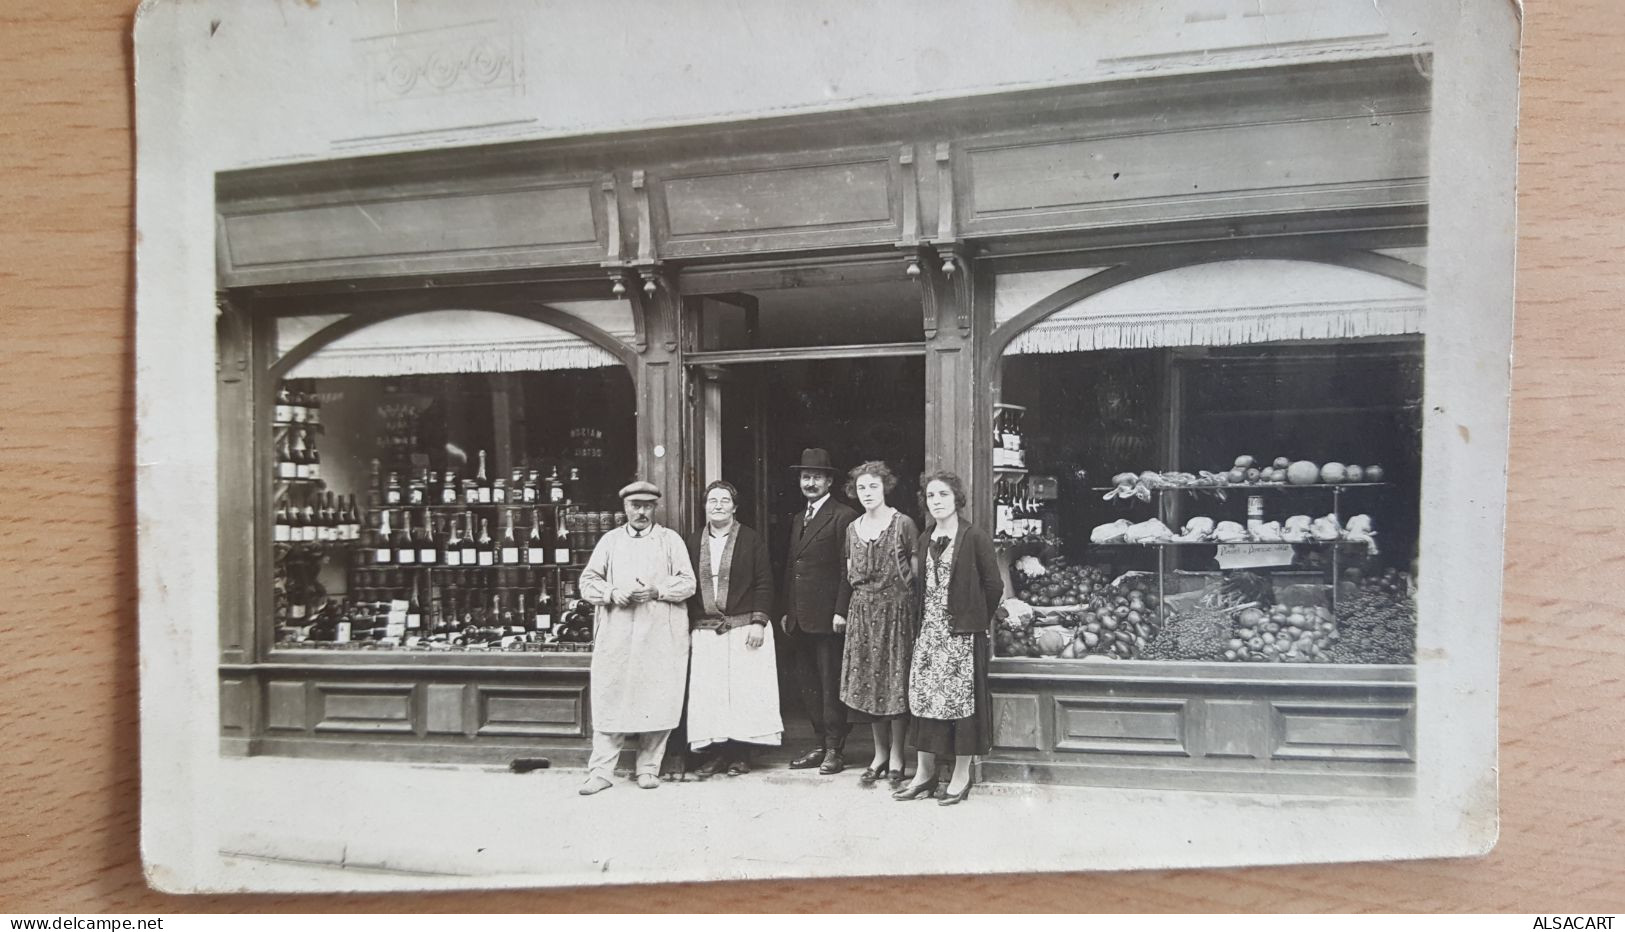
[914,520,1004,635]
[686,522,775,624]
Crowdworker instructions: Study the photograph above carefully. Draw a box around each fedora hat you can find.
[789,448,840,475]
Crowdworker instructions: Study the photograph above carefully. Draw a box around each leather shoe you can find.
[789,747,825,769]
[818,748,845,775]
[694,756,729,779]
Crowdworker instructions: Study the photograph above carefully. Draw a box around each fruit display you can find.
[1102,457,1385,500]
[997,555,1164,659]
[1327,568,1416,664]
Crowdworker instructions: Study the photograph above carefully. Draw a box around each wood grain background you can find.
[2,0,1619,913]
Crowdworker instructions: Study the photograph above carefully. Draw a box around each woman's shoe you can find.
[937,782,973,806]
[726,758,751,776]
[859,761,889,785]
[694,756,729,779]
[891,779,939,801]
[887,769,908,790]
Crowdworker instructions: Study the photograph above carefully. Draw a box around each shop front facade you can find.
[215,54,1429,795]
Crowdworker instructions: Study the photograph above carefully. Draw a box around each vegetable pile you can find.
[997,555,1163,659]
[1326,568,1416,664]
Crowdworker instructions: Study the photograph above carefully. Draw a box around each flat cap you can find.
[618,480,661,501]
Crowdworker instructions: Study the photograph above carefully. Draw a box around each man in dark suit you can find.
[780,448,858,774]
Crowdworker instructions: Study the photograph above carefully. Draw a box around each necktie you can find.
[805,504,815,523]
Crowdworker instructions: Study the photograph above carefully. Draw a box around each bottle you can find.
[500,511,520,565]
[515,592,530,633]
[409,469,426,506]
[300,503,317,543]
[566,466,581,505]
[274,384,293,423]
[274,498,291,542]
[458,513,478,567]
[305,431,321,481]
[442,515,462,568]
[441,468,459,505]
[477,518,495,567]
[287,429,308,479]
[416,510,436,565]
[375,510,393,564]
[500,591,517,632]
[524,468,540,504]
[287,384,307,424]
[385,471,402,506]
[346,495,362,542]
[546,466,565,504]
[275,430,295,479]
[394,509,416,565]
[527,509,546,565]
[553,515,572,565]
[533,584,553,631]
[476,450,492,504]
[305,383,321,426]
[510,468,526,504]
[406,578,423,632]
[321,492,338,543]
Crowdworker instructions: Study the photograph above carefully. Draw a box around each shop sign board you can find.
[1215,542,1295,569]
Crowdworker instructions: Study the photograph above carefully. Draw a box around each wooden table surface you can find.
[3,0,1620,913]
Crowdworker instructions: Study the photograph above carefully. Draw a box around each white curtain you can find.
[1001,259,1424,354]
[277,303,634,378]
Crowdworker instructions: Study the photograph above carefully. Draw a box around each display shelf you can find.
[1087,539,1368,548]
[272,421,324,433]
[1091,482,1389,492]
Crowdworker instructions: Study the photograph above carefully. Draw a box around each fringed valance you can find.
[277,305,631,378]
[1001,259,1425,355]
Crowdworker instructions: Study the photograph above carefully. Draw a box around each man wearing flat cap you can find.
[780,448,858,774]
[576,480,697,795]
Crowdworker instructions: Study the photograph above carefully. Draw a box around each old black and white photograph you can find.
[133,0,1519,893]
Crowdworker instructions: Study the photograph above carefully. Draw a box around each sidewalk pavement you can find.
[206,755,1415,893]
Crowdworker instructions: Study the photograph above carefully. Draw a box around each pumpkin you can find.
[1286,461,1320,485]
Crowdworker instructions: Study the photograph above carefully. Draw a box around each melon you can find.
[1365,464,1385,482]
[1286,461,1320,485]
[1320,462,1348,483]
[1033,626,1070,656]
[1344,465,1365,482]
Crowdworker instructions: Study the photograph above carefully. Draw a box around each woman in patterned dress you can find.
[837,461,918,789]
[894,471,1003,806]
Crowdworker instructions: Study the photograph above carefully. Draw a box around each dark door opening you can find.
[699,354,925,755]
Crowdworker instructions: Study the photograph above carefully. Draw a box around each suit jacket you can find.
[686,522,775,624]
[915,521,1004,635]
[782,497,858,633]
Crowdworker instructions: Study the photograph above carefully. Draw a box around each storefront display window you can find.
[991,260,1425,666]
[269,310,636,653]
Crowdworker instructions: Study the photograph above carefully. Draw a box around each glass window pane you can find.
[270,311,633,653]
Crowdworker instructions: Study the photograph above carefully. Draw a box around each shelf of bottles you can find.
[270,385,617,652]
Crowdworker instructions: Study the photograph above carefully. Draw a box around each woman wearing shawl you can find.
[685,479,783,776]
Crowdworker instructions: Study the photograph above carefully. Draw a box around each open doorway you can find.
[708,356,925,567]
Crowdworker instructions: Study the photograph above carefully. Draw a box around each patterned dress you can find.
[839,511,918,718]
[908,537,976,720]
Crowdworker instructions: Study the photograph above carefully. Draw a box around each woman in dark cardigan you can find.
[894,470,1003,806]
[685,479,783,776]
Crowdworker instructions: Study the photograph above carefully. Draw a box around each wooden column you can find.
[216,295,256,667]
[913,244,981,526]
[626,270,687,531]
